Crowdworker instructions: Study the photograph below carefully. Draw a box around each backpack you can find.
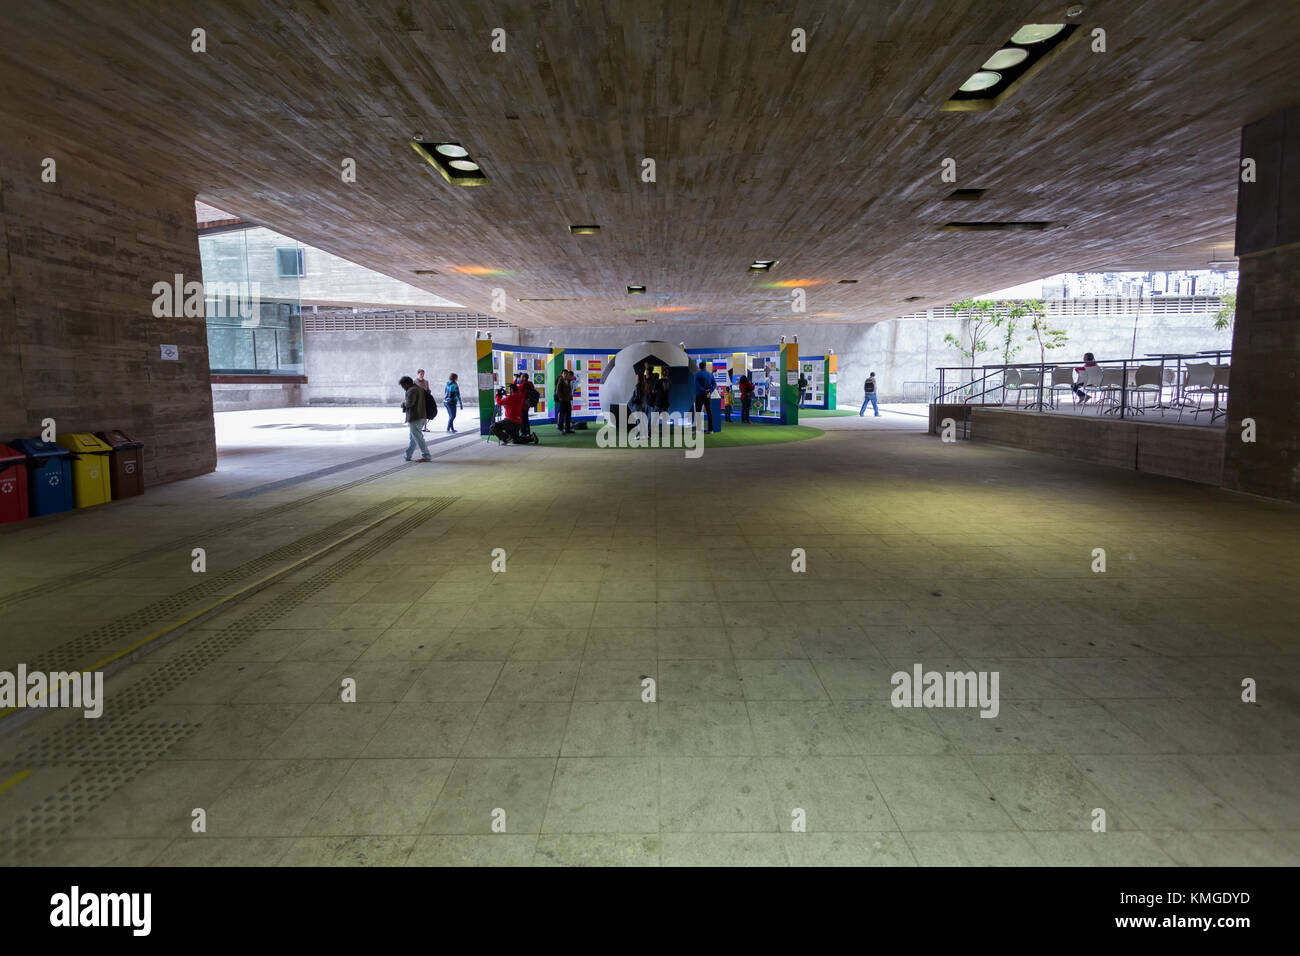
[425,391,437,419]
[524,381,540,407]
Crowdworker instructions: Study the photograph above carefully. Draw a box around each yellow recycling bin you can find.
[56,433,113,507]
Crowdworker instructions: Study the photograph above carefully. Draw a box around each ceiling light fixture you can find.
[748,259,778,272]
[940,221,1051,231]
[959,71,1002,92]
[627,285,646,294]
[982,48,1028,70]
[942,23,1077,111]
[569,224,601,235]
[838,279,859,284]
[411,140,488,186]
[1010,23,1066,44]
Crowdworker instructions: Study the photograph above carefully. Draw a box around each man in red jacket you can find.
[492,383,529,444]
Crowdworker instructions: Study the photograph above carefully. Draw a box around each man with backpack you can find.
[399,375,432,461]
[860,372,880,417]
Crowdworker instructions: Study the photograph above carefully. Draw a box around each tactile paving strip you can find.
[0,463,413,612]
[0,497,455,864]
[108,497,456,718]
[9,498,412,674]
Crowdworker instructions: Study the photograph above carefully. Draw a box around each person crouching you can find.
[492,382,528,444]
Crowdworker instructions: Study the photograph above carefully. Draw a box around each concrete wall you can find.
[518,311,1233,405]
[303,328,479,405]
[0,133,216,485]
[972,408,1225,486]
[297,305,1233,408]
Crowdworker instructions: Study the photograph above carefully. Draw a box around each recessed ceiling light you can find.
[903,296,924,302]
[569,225,600,235]
[1066,4,1085,17]
[411,140,488,186]
[413,269,440,275]
[627,285,646,294]
[941,221,1051,231]
[518,297,578,302]
[748,259,778,272]
[1010,23,1066,44]
[838,279,859,284]
[982,48,1028,70]
[945,188,987,200]
[959,71,1002,92]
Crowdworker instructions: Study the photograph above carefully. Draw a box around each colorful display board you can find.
[476,340,802,434]
[798,354,837,409]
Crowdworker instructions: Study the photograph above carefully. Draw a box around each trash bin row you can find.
[0,431,144,525]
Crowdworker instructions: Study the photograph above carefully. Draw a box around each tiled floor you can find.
[1,404,1297,866]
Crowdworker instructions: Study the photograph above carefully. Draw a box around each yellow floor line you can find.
[0,500,413,719]
[0,769,33,796]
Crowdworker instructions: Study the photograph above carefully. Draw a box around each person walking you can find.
[415,369,433,432]
[443,372,463,432]
[399,375,432,461]
[554,368,575,434]
[738,375,755,423]
[797,371,808,408]
[693,359,717,433]
[860,372,880,417]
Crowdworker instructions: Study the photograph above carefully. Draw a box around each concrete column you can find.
[1221,104,1300,502]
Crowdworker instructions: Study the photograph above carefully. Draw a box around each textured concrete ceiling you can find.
[2,0,1298,327]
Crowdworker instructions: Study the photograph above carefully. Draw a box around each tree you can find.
[1213,292,1236,333]
[999,300,1026,364]
[944,298,1000,380]
[1024,299,1069,365]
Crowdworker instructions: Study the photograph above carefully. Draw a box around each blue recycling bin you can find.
[8,438,73,516]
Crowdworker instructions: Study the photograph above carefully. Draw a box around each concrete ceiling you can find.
[2,0,1298,328]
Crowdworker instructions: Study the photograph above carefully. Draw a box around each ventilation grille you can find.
[896,295,1226,321]
[303,310,514,332]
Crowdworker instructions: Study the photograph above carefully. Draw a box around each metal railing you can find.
[934,350,1231,422]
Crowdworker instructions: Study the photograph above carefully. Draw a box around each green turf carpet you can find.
[797,408,857,417]
[499,421,824,448]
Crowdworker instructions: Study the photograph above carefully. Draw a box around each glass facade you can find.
[198,228,305,374]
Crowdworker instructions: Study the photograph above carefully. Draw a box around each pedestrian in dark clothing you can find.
[399,375,432,460]
[443,373,463,433]
[554,369,575,433]
[738,375,755,423]
[860,372,880,417]
[693,361,717,433]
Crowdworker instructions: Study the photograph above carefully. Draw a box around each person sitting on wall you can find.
[492,382,528,444]
[1072,352,1098,403]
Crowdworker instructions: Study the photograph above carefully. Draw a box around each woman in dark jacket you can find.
[738,375,756,422]
[399,375,431,461]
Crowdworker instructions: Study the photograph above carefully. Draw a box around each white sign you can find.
[160,345,179,361]
[477,372,495,391]
[787,371,798,385]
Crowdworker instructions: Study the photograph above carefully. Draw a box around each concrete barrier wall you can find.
[970,408,1225,485]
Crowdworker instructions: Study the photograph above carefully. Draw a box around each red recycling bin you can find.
[0,445,29,524]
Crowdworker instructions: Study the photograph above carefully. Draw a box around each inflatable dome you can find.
[602,341,693,419]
